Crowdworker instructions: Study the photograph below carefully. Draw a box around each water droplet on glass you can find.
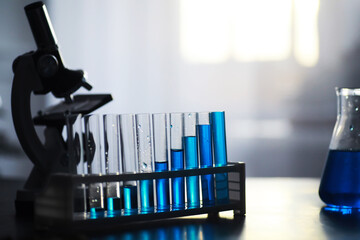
[142,162,147,168]
[188,113,191,118]
[138,124,141,129]
[356,107,359,112]
[350,125,354,131]
[170,124,173,128]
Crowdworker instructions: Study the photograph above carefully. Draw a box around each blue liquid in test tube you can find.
[107,197,121,212]
[123,185,138,213]
[170,113,185,210]
[152,113,170,211]
[136,114,155,213]
[197,120,215,206]
[171,149,185,209]
[155,161,170,210]
[184,136,200,208]
[119,114,139,214]
[183,113,200,208]
[211,112,229,202]
[140,179,154,212]
[90,206,105,218]
[103,114,122,214]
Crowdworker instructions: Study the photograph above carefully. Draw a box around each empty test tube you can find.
[197,112,215,206]
[84,114,105,216]
[183,112,200,208]
[66,114,85,174]
[135,113,155,213]
[66,114,86,214]
[211,111,229,202]
[119,114,138,214]
[152,113,170,211]
[103,114,122,213]
[170,113,185,209]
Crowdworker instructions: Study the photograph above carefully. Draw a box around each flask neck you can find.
[330,92,360,150]
[337,95,360,116]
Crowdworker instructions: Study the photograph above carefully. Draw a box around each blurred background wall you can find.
[1,0,360,179]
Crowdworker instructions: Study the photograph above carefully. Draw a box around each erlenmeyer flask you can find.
[319,88,360,208]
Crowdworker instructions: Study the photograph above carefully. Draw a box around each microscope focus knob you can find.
[37,54,58,78]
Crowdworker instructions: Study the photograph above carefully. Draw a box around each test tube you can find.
[183,112,200,208]
[135,113,154,213]
[84,114,105,216]
[152,113,170,211]
[211,111,229,202]
[119,114,138,213]
[66,114,85,174]
[103,114,122,213]
[197,112,215,206]
[66,114,86,214]
[170,113,185,209]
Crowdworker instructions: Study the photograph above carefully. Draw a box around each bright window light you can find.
[180,0,319,67]
[180,0,231,63]
[233,0,292,62]
[294,0,320,67]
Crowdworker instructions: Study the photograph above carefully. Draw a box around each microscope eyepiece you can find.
[25,1,58,51]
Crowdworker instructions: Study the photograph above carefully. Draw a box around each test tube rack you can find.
[35,162,245,232]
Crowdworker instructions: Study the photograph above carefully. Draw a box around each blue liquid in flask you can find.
[319,150,360,208]
[155,161,170,211]
[184,136,200,208]
[140,179,154,213]
[197,125,215,206]
[123,185,138,213]
[171,149,185,209]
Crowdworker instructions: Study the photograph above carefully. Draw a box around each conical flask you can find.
[319,88,360,208]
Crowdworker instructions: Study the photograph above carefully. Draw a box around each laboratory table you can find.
[0,178,359,240]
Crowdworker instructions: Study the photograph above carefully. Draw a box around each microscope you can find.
[11,1,112,215]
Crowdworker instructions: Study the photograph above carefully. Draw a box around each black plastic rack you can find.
[35,162,245,232]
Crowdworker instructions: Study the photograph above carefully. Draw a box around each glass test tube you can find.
[66,114,86,214]
[211,111,229,202]
[152,113,170,211]
[183,112,200,208]
[84,114,105,216]
[119,114,138,213]
[170,113,185,209]
[103,114,122,213]
[197,112,215,206]
[135,113,154,212]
